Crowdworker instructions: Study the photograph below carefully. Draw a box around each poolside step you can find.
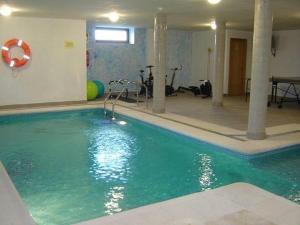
[0,162,36,225]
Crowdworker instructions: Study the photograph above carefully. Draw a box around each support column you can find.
[212,20,226,107]
[152,13,167,113]
[247,0,272,140]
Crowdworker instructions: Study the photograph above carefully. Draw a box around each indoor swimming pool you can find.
[0,109,299,225]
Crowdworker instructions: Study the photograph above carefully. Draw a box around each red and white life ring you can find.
[1,39,31,68]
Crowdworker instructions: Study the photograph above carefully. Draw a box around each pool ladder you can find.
[104,79,148,120]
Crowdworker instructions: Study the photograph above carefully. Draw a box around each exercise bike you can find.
[139,65,154,98]
[139,65,182,97]
[165,65,182,96]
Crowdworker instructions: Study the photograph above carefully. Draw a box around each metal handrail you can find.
[104,79,149,119]
[125,81,148,108]
[104,80,125,115]
[126,81,140,105]
[111,86,128,120]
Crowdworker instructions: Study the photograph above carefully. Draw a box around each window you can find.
[95,28,129,43]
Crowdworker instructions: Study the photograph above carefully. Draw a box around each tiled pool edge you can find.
[74,182,300,225]
[0,162,36,225]
[111,106,300,156]
[116,110,300,159]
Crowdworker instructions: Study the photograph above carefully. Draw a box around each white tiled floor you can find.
[113,103,300,155]
[114,94,300,155]
[0,162,35,225]
[164,94,300,131]
[74,183,300,225]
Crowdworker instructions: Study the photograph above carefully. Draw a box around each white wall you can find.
[142,28,300,97]
[191,30,252,94]
[146,29,155,66]
[223,29,300,96]
[269,29,300,97]
[87,23,146,91]
[191,31,215,85]
[145,28,193,89]
[0,17,86,106]
[270,30,300,76]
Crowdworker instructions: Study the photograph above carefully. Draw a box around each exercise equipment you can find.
[139,65,183,97]
[178,80,212,98]
[93,80,105,97]
[177,86,200,96]
[87,81,98,100]
[139,65,154,98]
[246,77,300,108]
[269,77,300,108]
[166,65,182,96]
[178,48,212,98]
[1,38,31,69]
[199,80,212,98]
[109,79,143,103]
[139,69,146,95]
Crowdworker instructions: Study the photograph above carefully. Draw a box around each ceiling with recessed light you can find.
[3,0,300,30]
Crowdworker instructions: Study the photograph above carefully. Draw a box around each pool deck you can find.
[113,104,300,156]
[0,162,36,225]
[0,101,299,155]
[74,183,300,225]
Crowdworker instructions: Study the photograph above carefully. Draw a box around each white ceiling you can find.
[6,0,300,30]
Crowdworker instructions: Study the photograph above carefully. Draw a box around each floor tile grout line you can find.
[116,104,247,142]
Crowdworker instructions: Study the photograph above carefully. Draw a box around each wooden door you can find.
[229,38,247,96]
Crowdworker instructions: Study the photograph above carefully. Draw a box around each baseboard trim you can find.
[0,100,88,110]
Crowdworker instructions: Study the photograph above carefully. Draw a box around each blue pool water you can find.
[0,109,299,225]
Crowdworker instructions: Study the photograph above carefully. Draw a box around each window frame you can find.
[95,27,130,44]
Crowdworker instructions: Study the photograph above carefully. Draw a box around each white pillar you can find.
[247,0,272,140]
[146,29,154,65]
[152,13,167,113]
[212,20,226,107]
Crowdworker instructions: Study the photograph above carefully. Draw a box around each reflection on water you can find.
[88,124,136,214]
[198,153,217,191]
[89,126,135,182]
[104,186,124,215]
[94,147,129,181]
[288,187,300,204]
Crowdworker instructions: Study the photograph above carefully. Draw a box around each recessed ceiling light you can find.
[0,5,12,16]
[208,0,222,5]
[211,21,217,30]
[107,12,119,22]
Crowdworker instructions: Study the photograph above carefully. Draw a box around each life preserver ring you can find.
[1,39,31,68]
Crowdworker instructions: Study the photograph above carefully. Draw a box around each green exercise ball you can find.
[87,81,98,100]
[93,80,105,97]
